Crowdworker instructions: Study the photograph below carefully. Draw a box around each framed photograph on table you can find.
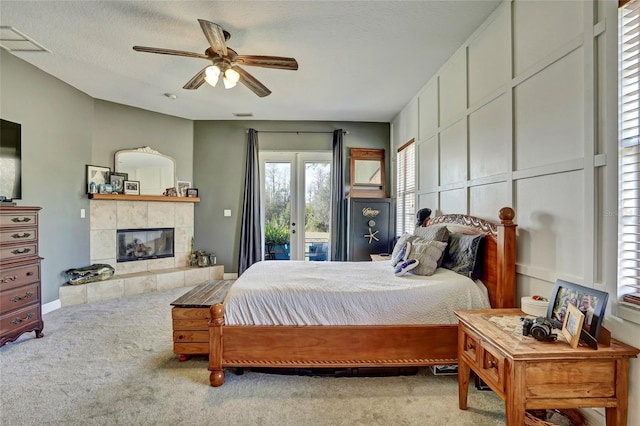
[123,180,140,195]
[86,165,111,194]
[561,303,585,349]
[547,279,609,347]
[109,172,128,194]
[177,180,191,197]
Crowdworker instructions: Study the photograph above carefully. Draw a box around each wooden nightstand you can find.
[369,254,391,262]
[455,308,639,426]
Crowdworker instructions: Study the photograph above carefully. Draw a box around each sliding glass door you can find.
[261,152,332,261]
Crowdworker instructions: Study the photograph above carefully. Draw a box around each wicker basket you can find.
[525,409,586,426]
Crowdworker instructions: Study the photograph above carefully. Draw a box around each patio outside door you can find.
[261,152,332,261]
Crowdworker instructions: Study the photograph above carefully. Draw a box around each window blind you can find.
[619,0,640,309]
[396,140,415,236]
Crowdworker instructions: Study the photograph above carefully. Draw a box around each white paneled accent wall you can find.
[392,3,638,421]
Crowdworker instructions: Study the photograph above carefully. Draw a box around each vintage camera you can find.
[521,316,557,341]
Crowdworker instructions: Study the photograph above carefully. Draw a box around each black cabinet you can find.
[347,198,394,261]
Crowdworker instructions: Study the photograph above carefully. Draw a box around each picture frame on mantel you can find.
[86,165,111,194]
[177,180,191,197]
[123,180,140,195]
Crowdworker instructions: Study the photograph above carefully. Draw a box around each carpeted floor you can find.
[0,285,507,425]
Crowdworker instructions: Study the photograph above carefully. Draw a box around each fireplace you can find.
[117,228,174,263]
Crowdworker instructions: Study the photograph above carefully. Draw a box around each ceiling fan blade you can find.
[133,46,209,60]
[183,67,208,90]
[235,55,298,71]
[234,66,271,97]
[198,19,228,57]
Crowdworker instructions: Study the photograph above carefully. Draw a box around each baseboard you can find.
[42,299,61,315]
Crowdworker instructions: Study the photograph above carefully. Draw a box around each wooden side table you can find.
[455,309,639,426]
[170,280,233,361]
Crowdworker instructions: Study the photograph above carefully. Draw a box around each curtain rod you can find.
[246,130,349,135]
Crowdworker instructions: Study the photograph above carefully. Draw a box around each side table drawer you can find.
[0,263,40,291]
[0,283,40,312]
[461,326,480,364]
[479,341,506,393]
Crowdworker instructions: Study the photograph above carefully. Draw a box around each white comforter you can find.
[223,260,490,326]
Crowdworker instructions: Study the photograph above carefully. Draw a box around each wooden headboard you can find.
[427,207,517,309]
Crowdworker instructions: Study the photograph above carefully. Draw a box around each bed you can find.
[208,207,517,386]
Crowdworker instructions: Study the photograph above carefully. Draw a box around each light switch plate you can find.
[224,209,231,217]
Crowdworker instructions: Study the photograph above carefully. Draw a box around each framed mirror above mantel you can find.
[115,146,176,196]
[348,148,387,198]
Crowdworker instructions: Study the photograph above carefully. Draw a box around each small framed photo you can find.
[562,303,585,349]
[547,279,609,342]
[165,187,178,197]
[124,180,140,195]
[86,165,111,194]
[186,188,199,198]
[98,183,114,194]
[109,172,128,194]
[177,180,191,197]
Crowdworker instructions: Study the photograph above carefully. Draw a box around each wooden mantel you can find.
[88,194,200,203]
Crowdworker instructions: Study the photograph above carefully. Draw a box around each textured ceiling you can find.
[0,1,501,122]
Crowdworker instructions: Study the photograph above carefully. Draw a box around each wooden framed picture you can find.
[109,172,128,194]
[186,188,198,198]
[86,164,111,194]
[165,187,178,197]
[562,303,585,349]
[124,180,140,195]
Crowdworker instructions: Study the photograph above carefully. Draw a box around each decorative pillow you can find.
[405,238,448,276]
[413,225,450,266]
[390,233,411,266]
[441,233,485,280]
[394,258,419,276]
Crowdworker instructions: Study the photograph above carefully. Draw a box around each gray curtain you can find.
[330,129,348,261]
[238,129,262,275]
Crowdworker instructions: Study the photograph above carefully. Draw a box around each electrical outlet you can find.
[224,209,231,217]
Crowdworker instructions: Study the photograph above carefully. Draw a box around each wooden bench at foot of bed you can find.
[209,207,517,387]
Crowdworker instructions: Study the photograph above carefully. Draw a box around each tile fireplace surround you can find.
[59,199,222,307]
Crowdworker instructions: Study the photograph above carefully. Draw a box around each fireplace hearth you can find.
[117,228,174,262]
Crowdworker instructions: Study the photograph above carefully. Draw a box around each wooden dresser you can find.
[0,206,44,347]
[456,309,640,426]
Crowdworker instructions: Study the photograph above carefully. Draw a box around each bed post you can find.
[496,207,517,308]
[208,303,225,387]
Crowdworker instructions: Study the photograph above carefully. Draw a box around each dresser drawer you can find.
[0,283,40,313]
[0,303,41,335]
[0,263,40,291]
[0,212,38,227]
[0,227,37,244]
[0,243,38,262]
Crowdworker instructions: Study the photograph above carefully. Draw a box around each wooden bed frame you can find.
[208,207,517,386]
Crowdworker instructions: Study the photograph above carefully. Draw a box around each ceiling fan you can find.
[133,19,298,97]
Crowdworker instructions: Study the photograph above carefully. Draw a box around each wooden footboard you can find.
[208,303,458,386]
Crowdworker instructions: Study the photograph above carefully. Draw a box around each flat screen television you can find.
[0,119,22,200]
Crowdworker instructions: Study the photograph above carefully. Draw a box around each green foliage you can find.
[265,221,290,245]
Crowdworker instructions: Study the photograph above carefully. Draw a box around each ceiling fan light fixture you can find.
[223,68,240,89]
[204,65,221,87]
[223,76,237,89]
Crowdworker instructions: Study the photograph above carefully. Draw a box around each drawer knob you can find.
[10,312,34,324]
[26,272,34,276]
[11,232,31,239]
[10,292,34,302]
[11,217,32,223]
[1,275,18,283]
[11,248,31,255]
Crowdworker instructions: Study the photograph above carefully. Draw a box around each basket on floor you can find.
[525,409,586,426]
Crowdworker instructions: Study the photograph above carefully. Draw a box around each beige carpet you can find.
[0,285,506,426]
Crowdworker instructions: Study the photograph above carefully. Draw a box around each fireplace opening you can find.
[117,228,174,262]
